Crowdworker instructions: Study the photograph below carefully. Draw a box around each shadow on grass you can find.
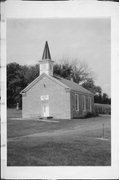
[7,137,111,166]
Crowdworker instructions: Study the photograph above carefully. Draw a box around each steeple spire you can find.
[42,41,51,60]
[39,41,54,76]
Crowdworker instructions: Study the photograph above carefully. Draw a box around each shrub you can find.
[94,103,111,115]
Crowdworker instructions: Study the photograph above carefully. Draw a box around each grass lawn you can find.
[7,108,22,118]
[7,109,111,166]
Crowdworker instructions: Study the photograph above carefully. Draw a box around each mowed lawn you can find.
[7,109,111,166]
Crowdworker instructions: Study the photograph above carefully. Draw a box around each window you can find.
[82,95,86,111]
[89,97,92,112]
[87,97,92,112]
[41,95,49,101]
[75,94,79,111]
[50,63,52,70]
[41,63,48,71]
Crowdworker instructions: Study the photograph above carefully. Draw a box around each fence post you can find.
[102,123,104,138]
[16,103,19,110]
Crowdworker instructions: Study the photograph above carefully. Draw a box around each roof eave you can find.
[70,89,94,96]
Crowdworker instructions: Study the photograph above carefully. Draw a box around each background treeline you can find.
[7,62,111,108]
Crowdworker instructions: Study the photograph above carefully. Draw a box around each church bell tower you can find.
[39,41,54,76]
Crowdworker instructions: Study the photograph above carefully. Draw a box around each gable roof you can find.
[20,73,93,96]
[54,75,93,95]
[20,73,68,94]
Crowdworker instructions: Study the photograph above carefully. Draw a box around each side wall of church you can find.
[70,91,94,118]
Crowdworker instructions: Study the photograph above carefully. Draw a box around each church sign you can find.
[40,95,49,101]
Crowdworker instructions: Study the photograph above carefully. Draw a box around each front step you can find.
[39,116,53,120]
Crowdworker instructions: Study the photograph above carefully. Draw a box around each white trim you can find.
[42,103,49,117]
[71,89,94,96]
[87,96,92,112]
[41,95,49,101]
[75,94,79,111]
[20,73,69,94]
[82,95,86,111]
[89,97,92,112]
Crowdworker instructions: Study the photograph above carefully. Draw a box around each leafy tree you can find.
[102,93,109,104]
[53,60,111,104]
[54,59,93,83]
[7,63,24,108]
[7,63,39,108]
[22,64,39,84]
[7,60,111,108]
[54,63,72,79]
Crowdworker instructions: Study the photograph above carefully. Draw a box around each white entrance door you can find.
[43,103,49,117]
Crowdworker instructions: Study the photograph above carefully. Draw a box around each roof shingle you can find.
[54,75,93,95]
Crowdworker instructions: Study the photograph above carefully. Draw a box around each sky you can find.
[7,18,111,97]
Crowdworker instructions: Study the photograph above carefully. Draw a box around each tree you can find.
[7,63,24,108]
[7,63,39,108]
[7,60,111,108]
[53,59,102,96]
[82,78,93,91]
[54,58,111,104]
[22,64,39,84]
[54,63,72,79]
[54,58,93,83]
[102,93,109,104]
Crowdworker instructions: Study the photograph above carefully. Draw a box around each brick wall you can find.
[70,91,94,118]
[22,76,71,119]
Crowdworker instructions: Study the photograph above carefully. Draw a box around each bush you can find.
[84,111,99,118]
[94,103,111,115]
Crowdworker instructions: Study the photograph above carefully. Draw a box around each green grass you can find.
[7,109,111,166]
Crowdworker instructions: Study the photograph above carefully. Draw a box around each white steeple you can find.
[39,41,54,76]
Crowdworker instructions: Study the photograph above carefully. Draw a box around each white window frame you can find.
[82,95,86,111]
[89,97,92,112]
[75,94,79,111]
[41,95,49,101]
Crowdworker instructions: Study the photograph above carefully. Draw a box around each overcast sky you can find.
[7,18,111,97]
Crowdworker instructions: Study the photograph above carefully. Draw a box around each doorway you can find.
[42,103,49,117]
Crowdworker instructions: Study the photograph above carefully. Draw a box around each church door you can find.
[42,103,49,117]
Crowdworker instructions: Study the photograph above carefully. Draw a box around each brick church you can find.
[21,41,94,119]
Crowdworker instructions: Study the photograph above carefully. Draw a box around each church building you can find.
[21,41,94,119]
